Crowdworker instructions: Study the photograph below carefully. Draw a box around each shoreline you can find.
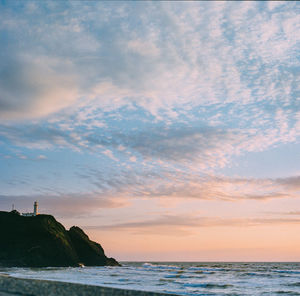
[0,274,179,296]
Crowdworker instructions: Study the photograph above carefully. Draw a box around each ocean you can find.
[1,262,300,295]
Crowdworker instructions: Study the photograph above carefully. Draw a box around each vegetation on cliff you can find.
[0,211,119,267]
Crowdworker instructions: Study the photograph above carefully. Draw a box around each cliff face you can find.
[0,211,120,267]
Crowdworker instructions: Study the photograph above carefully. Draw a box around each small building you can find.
[21,201,39,217]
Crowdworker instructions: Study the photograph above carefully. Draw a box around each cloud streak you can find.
[0,193,128,218]
[85,214,300,236]
[76,166,300,202]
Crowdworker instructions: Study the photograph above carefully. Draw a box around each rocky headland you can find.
[0,211,119,267]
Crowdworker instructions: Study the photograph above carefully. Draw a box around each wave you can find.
[188,267,222,272]
[285,282,300,287]
[142,263,180,271]
[183,282,233,289]
[274,291,300,295]
[240,272,275,278]
[275,270,300,274]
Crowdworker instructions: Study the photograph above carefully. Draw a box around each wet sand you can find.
[0,274,178,296]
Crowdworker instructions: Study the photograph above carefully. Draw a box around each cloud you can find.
[0,121,243,168]
[0,54,79,120]
[1,111,300,172]
[37,155,47,160]
[84,125,247,168]
[0,124,82,150]
[76,165,300,202]
[276,176,300,190]
[0,1,299,123]
[0,193,128,218]
[0,1,300,216]
[1,118,299,204]
[155,175,297,201]
[85,213,300,235]
[0,2,299,172]
[280,211,300,216]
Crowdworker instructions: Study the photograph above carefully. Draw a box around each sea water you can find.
[1,262,300,295]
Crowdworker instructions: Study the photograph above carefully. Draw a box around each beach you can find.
[0,274,177,296]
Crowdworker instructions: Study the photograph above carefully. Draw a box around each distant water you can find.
[2,262,300,295]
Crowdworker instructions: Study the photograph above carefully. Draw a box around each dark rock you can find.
[0,211,120,267]
[68,226,119,266]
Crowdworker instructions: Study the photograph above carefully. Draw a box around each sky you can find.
[0,1,300,261]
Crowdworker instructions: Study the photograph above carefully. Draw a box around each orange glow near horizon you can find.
[87,223,300,262]
[56,194,300,262]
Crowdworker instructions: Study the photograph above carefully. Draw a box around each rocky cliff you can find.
[0,211,119,267]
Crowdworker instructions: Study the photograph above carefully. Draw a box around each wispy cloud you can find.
[85,214,300,236]
[1,119,299,172]
[0,193,128,218]
[76,166,300,202]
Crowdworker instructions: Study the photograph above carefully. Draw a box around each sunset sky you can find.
[1,1,300,261]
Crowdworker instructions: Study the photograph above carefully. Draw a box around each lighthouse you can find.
[21,201,40,217]
[34,201,38,216]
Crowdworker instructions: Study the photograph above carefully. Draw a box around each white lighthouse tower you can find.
[34,201,38,216]
[21,201,39,216]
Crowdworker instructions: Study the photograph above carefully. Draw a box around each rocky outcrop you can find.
[0,211,120,267]
[68,226,119,266]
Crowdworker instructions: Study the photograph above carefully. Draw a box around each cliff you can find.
[0,211,119,267]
